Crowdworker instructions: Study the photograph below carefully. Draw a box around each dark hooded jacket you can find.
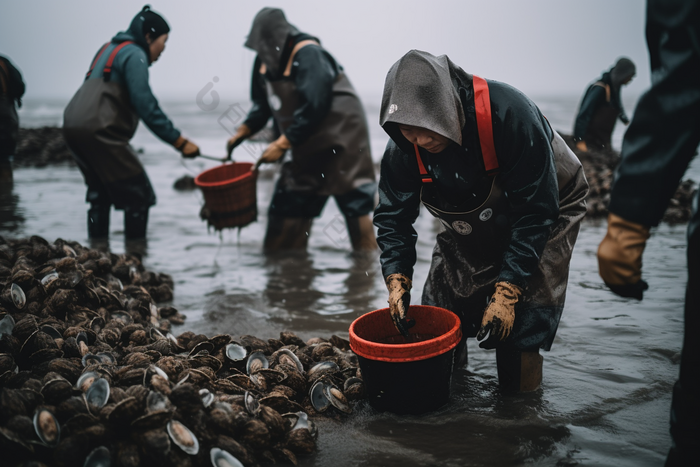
[0,55,25,158]
[242,8,342,146]
[573,58,636,146]
[374,50,559,289]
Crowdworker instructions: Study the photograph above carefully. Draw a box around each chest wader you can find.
[419,76,588,392]
[261,41,376,251]
[0,60,19,183]
[63,42,155,240]
[586,82,618,150]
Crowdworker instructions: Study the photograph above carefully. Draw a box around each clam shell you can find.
[246,351,269,375]
[167,420,199,455]
[225,343,247,362]
[244,391,260,416]
[83,445,110,467]
[0,314,15,338]
[276,348,304,374]
[39,324,62,340]
[33,408,60,447]
[146,390,170,412]
[76,371,100,392]
[10,283,26,309]
[199,388,215,408]
[85,378,110,409]
[309,381,330,413]
[210,447,245,467]
[308,360,339,376]
[323,384,352,414]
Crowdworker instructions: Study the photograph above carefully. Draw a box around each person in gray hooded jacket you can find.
[63,5,200,241]
[226,8,377,251]
[374,50,589,393]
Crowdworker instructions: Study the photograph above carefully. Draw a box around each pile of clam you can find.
[0,236,366,467]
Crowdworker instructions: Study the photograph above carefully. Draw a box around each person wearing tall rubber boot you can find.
[374,50,589,393]
[573,58,636,152]
[0,55,25,184]
[63,5,200,242]
[597,1,700,464]
[226,8,377,252]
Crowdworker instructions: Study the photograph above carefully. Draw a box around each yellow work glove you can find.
[386,273,415,337]
[174,136,200,159]
[257,135,291,166]
[477,281,522,347]
[597,213,650,300]
[226,124,252,159]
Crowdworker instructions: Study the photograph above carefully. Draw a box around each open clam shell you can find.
[167,420,199,455]
[323,383,352,414]
[309,380,330,413]
[76,371,100,392]
[0,314,16,339]
[33,408,60,447]
[10,283,26,309]
[225,343,247,362]
[210,447,244,467]
[40,270,59,288]
[146,390,170,412]
[276,348,304,374]
[244,390,260,416]
[199,388,215,408]
[83,445,110,467]
[110,311,133,325]
[85,378,110,409]
[39,324,62,340]
[308,360,339,376]
[246,351,269,375]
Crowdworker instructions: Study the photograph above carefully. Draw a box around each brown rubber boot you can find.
[496,347,543,393]
[264,216,314,251]
[346,214,377,251]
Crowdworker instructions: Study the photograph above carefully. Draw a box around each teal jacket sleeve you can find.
[114,46,181,144]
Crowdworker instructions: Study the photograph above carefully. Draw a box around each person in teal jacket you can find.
[63,5,200,240]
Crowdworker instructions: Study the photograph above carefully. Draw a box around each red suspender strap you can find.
[472,75,499,174]
[85,43,111,80]
[414,144,433,183]
[102,41,134,81]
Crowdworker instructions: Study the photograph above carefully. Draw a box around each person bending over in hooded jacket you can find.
[374,50,589,393]
[63,5,200,241]
[573,58,636,152]
[226,8,377,251]
[0,55,25,183]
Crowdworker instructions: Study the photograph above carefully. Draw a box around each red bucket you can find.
[194,162,257,230]
[349,305,462,414]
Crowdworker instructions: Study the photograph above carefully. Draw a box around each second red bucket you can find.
[195,162,257,230]
[349,305,462,414]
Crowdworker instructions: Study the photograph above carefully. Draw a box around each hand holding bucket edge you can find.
[477,281,522,347]
[385,273,415,337]
[256,134,291,168]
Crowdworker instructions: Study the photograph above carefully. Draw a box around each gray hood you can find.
[244,8,299,76]
[380,50,470,148]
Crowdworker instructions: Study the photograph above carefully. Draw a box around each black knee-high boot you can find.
[88,204,110,238]
[124,207,149,239]
[496,347,543,393]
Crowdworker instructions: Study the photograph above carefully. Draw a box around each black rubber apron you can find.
[63,42,156,209]
[263,42,375,197]
[586,82,618,149]
[421,76,589,351]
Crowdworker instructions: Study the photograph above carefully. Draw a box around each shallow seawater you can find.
[3,95,697,466]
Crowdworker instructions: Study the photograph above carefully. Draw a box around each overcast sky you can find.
[1,0,649,102]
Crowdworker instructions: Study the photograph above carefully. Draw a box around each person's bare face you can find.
[147,33,168,63]
[399,125,451,153]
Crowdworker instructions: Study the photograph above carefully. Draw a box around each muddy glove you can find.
[386,273,415,337]
[174,136,200,159]
[226,124,252,159]
[575,140,588,152]
[477,281,522,347]
[597,213,650,300]
[258,135,291,165]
